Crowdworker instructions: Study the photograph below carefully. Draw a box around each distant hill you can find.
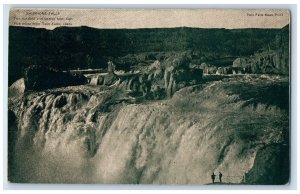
[9,25,289,85]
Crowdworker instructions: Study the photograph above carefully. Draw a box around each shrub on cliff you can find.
[24,65,87,91]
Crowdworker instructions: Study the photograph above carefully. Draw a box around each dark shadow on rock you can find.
[245,144,289,185]
[24,65,87,91]
[8,110,18,182]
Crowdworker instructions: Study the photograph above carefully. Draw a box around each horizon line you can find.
[9,24,289,31]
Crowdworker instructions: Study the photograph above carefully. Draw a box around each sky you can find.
[9,8,290,30]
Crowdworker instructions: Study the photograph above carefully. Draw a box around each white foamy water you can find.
[9,77,288,184]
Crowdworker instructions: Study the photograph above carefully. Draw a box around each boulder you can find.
[232,67,244,74]
[223,66,233,74]
[199,62,208,69]
[103,73,118,86]
[9,78,25,97]
[216,67,224,75]
[232,57,247,68]
[208,66,217,74]
[149,60,163,79]
[90,75,104,85]
[103,61,119,86]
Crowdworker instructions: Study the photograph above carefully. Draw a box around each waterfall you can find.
[8,75,289,184]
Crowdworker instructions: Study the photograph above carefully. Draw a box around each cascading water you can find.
[8,75,289,184]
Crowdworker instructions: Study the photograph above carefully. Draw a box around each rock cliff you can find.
[9,25,289,85]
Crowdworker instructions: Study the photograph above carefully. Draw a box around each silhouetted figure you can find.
[219,172,223,183]
[211,172,216,183]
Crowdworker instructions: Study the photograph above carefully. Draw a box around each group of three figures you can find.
[211,172,222,183]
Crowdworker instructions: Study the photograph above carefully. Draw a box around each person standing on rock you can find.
[219,172,223,183]
[211,172,216,183]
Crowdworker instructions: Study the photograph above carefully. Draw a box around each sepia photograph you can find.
[7,8,290,184]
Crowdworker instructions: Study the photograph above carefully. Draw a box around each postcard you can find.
[8,8,290,184]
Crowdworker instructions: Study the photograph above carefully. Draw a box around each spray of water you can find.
[9,75,288,184]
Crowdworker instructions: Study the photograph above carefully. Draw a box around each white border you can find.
[1,2,298,192]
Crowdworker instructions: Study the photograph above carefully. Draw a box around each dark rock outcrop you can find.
[9,25,288,85]
[245,144,289,185]
[8,110,18,182]
[103,61,119,86]
[8,78,25,97]
[94,55,203,99]
[146,54,203,98]
[24,65,87,91]
[232,50,289,75]
[232,25,289,75]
